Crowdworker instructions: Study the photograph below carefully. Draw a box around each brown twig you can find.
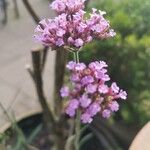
[22,0,56,142]
[22,0,49,73]
[1,0,7,24]
[53,49,67,117]
[22,0,40,24]
[41,47,49,72]
[13,0,19,18]
[26,64,35,82]
[31,49,55,129]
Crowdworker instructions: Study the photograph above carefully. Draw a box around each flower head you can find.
[50,0,86,14]
[61,61,127,124]
[34,0,115,50]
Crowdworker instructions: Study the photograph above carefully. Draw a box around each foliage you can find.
[78,0,150,126]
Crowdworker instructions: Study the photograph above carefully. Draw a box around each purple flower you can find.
[89,61,108,71]
[108,29,116,37]
[79,94,91,108]
[65,99,79,117]
[33,0,127,124]
[66,61,76,70]
[34,1,115,49]
[34,25,43,32]
[102,109,111,118]
[69,99,79,110]
[56,28,66,37]
[68,37,74,44]
[91,20,109,33]
[95,71,110,81]
[88,102,101,117]
[86,84,97,94]
[50,0,86,14]
[60,86,69,97]
[81,75,94,85]
[111,82,119,93]
[118,90,127,100]
[56,38,64,46]
[81,113,93,124]
[74,38,84,47]
[75,63,86,71]
[60,61,127,124]
[109,101,119,112]
[86,36,93,42]
[77,22,87,33]
[98,84,108,94]
[70,73,80,82]
[50,0,66,12]
[66,108,75,117]
[75,83,82,91]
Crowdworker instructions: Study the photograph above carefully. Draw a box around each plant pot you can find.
[3,114,135,150]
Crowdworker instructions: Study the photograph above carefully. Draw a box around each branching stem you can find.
[73,50,81,150]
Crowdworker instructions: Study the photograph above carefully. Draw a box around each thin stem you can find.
[79,133,94,149]
[54,48,67,118]
[31,50,55,128]
[73,51,80,63]
[74,110,81,150]
[80,125,89,137]
[22,0,40,24]
[41,47,49,72]
[0,102,12,123]
[13,0,19,18]
[73,50,81,150]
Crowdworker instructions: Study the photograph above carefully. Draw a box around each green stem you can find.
[80,125,89,137]
[75,110,81,150]
[79,133,94,149]
[73,50,81,150]
[73,51,79,63]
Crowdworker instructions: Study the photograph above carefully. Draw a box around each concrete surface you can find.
[0,0,55,132]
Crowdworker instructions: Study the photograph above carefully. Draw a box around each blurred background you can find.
[0,0,150,149]
[84,0,150,127]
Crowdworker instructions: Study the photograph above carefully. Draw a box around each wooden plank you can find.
[129,122,150,150]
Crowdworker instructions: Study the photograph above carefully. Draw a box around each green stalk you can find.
[73,50,81,150]
[73,51,79,63]
[74,110,81,150]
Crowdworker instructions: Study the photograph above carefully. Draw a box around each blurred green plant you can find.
[77,0,150,127]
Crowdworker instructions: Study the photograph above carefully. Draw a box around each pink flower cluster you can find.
[34,0,115,50]
[50,0,86,14]
[60,61,127,124]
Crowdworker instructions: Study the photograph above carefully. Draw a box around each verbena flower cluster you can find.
[60,61,127,124]
[50,0,86,14]
[34,0,115,50]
